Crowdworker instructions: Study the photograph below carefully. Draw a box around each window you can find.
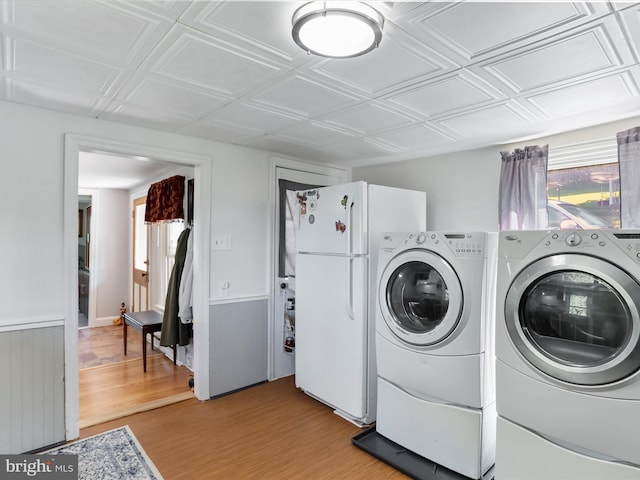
[547,138,620,229]
[166,221,182,257]
[569,294,588,317]
[153,220,184,310]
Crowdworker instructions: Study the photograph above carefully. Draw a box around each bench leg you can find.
[142,331,147,373]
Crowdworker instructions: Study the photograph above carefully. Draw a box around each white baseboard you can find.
[91,316,118,328]
[151,331,194,371]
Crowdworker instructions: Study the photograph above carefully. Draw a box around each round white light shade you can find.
[292,2,384,58]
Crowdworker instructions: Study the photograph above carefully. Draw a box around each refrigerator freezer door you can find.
[296,182,367,255]
[295,253,368,420]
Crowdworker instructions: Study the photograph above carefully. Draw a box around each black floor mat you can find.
[352,427,494,480]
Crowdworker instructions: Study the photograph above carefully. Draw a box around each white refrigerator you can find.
[295,181,426,425]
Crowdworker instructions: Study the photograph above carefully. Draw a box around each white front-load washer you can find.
[376,232,497,479]
[495,230,640,479]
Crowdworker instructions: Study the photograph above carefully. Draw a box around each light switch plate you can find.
[212,234,232,250]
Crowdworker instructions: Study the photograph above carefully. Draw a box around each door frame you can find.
[267,156,350,380]
[64,134,212,441]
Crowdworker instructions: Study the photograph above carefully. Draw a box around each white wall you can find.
[210,150,270,300]
[1,107,66,321]
[354,115,640,232]
[353,146,500,231]
[92,189,129,323]
[0,99,273,324]
[0,99,281,444]
[4,99,638,320]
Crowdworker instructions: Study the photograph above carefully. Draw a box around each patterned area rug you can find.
[45,426,163,480]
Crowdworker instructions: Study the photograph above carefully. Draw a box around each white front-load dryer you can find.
[495,230,640,479]
[375,232,497,479]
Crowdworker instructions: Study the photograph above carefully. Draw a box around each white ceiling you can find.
[4,1,640,169]
[78,151,178,189]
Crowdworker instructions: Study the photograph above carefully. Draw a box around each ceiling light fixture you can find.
[292,2,384,59]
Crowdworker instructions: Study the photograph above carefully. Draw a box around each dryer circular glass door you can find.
[379,249,463,346]
[505,254,640,385]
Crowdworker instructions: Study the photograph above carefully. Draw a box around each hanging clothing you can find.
[178,227,194,324]
[498,145,549,230]
[145,175,185,224]
[160,228,192,347]
[277,179,321,278]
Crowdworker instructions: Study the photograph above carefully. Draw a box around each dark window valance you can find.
[145,175,185,224]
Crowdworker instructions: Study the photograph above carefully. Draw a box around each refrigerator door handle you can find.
[346,258,355,320]
[346,199,353,256]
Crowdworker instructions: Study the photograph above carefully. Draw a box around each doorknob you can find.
[141,273,147,277]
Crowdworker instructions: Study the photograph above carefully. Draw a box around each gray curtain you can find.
[499,145,549,230]
[617,127,640,228]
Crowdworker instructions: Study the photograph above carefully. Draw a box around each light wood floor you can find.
[80,376,409,479]
[79,325,193,428]
[79,324,160,369]
[80,355,193,428]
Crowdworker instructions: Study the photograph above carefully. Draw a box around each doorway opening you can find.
[64,134,211,441]
[268,158,349,381]
[77,151,195,428]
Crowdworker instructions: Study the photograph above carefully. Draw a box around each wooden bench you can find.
[123,310,176,372]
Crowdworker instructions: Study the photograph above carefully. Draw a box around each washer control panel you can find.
[441,233,484,257]
[381,232,485,257]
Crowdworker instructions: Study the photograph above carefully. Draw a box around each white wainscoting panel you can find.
[0,325,65,453]
[209,299,268,398]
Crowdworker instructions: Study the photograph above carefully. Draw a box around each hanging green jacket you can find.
[161,227,192,347]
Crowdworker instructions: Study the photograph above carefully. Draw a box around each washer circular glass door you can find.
[505,254,640,385]
[379,249,463,346]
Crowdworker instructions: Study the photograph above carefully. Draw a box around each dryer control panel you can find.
[612,232,640,262]
[500,229,640,263]
[543,231,640,261]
